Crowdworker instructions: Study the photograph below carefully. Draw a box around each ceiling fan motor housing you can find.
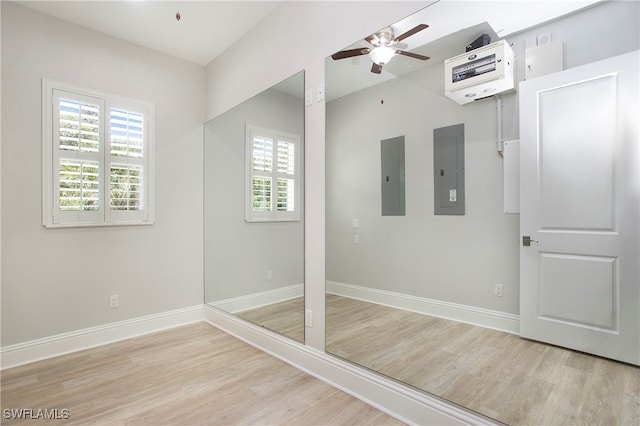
[373,28,394,46]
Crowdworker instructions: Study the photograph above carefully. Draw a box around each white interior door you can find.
[519,50,639,366]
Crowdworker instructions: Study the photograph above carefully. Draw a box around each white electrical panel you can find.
[525,40,564,80]
[444,40,516,105]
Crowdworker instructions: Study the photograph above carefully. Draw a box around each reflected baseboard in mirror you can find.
[204,71,305,344]
[236,297,304,343]
[325,294,639,425]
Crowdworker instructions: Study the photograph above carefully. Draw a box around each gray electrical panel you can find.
[434,124,465,215]
[381,136,405,216]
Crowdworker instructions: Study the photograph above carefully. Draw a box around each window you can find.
[43,79,154,227]
[245,124,300,222]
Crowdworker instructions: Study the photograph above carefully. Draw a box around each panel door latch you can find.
[522,236,539,246]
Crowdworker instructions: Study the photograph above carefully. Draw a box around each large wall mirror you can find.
[325,2,639,425]
[205,71,305,343]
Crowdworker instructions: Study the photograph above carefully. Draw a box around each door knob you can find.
[522,236,539,246]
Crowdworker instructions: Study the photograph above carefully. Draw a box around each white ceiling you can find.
[16,0,284,66]
[17,0,601,72]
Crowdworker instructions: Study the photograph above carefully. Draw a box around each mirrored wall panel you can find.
[205,71,305,343]
[325,2,639,425]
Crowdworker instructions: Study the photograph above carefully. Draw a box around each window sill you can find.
[44,220,155,229]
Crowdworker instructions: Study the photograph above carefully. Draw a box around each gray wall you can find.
[204,87,304,302]
[1,2,205,346]
[326,73,520,313]
[326,0,640,315]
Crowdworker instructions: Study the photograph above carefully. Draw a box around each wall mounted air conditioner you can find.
[444,40,516,105]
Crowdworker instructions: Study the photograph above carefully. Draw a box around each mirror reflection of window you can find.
[245,124,300,222]
[205,71,305,344]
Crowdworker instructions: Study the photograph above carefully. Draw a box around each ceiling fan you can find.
[331,24,431,74]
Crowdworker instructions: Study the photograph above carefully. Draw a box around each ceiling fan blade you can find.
[371,63,383,74]
[395,50,430,61]
[331,48,369,60]
[393,24,429,43]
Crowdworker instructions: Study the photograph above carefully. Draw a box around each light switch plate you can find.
[316,84,325,102]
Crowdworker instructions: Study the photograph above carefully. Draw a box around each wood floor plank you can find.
[1,322,402,426]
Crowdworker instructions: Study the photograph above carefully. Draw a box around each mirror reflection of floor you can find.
[236,297,304,343]
[234,294,639,424]
[324,294,639,425]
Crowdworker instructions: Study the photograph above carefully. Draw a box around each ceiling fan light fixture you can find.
[369,45,395,65]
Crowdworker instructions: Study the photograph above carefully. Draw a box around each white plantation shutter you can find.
[250,135,274,214]
[58,160,100,211]
[252,177,272,212]
[110,109,144,159]
[52,90,104,224]
[276,140,295,174]
[252,135,273,173]
[276,178,295,212]
[245,125,300,222]
[43,79,154,227]
[106,103,149,223]
[57,98,100,154]
[109,164,143,210]
[276,140,295,212]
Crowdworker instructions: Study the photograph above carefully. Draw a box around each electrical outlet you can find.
[305,309,313,327]
[494,283,503,297]
[266,270,273,281]
[354,234,360,244]
[110,294,119,308]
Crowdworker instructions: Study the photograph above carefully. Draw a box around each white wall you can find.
[1,2,205,346]
[204,85,304,302]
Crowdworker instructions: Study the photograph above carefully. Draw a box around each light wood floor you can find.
[1,322,401,426]
[325,294,640,426]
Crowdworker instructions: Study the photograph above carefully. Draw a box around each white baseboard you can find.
[0,305,204,370]
[208,283,303,313]
[327,281,520,334]
[203,305,499,426]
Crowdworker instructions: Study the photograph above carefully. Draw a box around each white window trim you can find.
[42,78,155,228]
[245,124,301,223]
